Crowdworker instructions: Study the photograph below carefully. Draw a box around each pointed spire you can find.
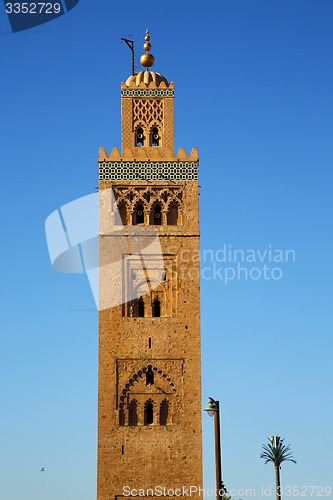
[140,29,155,71]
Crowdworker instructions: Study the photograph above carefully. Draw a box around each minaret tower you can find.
[97,30,202,500]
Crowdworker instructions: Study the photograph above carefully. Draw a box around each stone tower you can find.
[97,31,202,500]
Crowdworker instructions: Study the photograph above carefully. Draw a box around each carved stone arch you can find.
[132,291,147,317]
[120,365,181,402]
[132,199,147,225]
[149,199,165,225]
[148,120,161,134]
[134,122,147,147]
[128,398,138,426]
[167,198,182,225]
[159,188,171,204]
[124,189,136,203]
[114,193,126,203]
[160,398,170,425]
[112,195,128,213]
[148,121,161,147]
[125,365,172,385]
[148,194,166,209]
[166,195,182,209]
[144,398,154,425]
[134,119,146,129]
[141,187,153,204]
[151,290,162,318]
[132,196,149,209]
[128,287,148,317]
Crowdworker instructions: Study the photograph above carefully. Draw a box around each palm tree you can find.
[260,435,296,500]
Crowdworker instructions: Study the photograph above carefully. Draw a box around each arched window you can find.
[136,127,144,146]
[146,365,154,386]
[117,204,127,225]
[152,299,161,318]
[144,400,154,425]
[150,204,161,225]
[160,399,169,426]
[119,407,125,426]
[167,203,178,225]
[133,204,144,225]
[128,400,138,426]
[138,299,145,317]
[151,127,159,146]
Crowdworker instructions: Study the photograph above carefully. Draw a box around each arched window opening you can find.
[151,127,159,146]
[150,204,161,225]
[160,399,169,426]
[167,203,178,225]
[146,365,154,386]
[136,127,144,147]
[119,407,125,426]
[128,400,138,426]
[133,204,144,225]
[144,400,154,425]
[138,299,145,317]
[117,204,127,225]
[152,299,161,318]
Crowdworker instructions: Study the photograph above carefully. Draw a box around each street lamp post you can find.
[204,397,225,500]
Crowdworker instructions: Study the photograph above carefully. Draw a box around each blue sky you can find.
[1,1,332,499]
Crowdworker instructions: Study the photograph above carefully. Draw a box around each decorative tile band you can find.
[99,161,198,181]
[121,89,174,97]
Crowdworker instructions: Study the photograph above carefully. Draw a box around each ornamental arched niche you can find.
[132,199,148,225]
[112,185,184,226]
[118,365,181,426]
[134,122,147,147]
[148,121,161,147]
[127,280,150,318]
[166,198,182,225]
[149,200,163,225]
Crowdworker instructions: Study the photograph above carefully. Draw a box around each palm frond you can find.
[260,436,296,468]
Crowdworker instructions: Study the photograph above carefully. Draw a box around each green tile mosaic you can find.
[99,161,198,181]
[121,89,174,97]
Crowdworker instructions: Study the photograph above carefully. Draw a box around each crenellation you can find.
[98,149,198,162]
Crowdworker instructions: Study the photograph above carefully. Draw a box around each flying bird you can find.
[41,467,45,472]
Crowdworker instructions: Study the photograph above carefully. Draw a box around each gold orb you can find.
[140,53,154,68]
[143,42,151,51]
[145,35,150,41]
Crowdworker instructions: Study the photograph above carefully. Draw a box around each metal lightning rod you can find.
[121,36,135,76]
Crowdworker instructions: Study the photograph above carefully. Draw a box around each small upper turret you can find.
[99,29,198,163]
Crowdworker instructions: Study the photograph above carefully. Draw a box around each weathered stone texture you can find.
[97,73,202,500]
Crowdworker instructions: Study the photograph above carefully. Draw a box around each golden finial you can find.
[140,29,154,71]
